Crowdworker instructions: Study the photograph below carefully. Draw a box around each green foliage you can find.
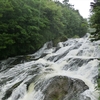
[0,0,88,60]
[59,3,88,38]
[90,0,100,40]
[53,34,68,46]
[73,35,80,38]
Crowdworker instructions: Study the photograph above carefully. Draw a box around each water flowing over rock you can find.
[0,33,100,100]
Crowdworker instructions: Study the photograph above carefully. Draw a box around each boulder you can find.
[43,76,88,100]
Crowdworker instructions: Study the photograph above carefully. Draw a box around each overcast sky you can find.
[59,0,94,18]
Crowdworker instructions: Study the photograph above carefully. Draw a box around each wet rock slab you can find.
[43,76,89,100]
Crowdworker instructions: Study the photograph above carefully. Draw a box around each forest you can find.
[90,0,100,41]
[0,0,88,60]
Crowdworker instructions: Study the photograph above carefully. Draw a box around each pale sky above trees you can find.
[59,0,94,18]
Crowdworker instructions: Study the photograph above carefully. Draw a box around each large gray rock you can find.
[43,76,89,100]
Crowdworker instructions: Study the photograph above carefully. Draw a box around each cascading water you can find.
[0,33,100,100]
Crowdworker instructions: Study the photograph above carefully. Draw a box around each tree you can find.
[0,0,88,60]
[90,0,100,40]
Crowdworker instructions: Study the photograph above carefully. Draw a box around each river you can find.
[0,34,100,100]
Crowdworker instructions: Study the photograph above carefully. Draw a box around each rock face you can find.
[43,76,89,100]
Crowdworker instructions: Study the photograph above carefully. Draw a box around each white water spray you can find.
[0,34,100,100]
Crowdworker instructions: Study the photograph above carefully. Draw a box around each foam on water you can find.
[0,34,100,100]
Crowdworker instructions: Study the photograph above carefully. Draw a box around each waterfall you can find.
[0,34,100,100]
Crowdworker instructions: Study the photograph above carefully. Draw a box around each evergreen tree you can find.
[90,0,100,40]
